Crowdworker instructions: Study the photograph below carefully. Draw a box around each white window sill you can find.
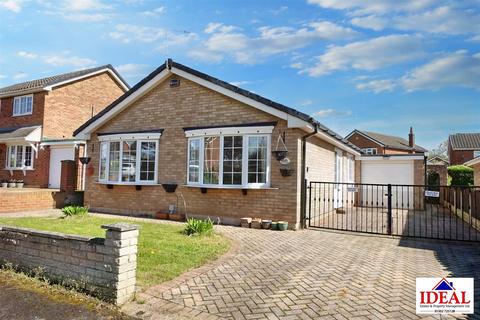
[5,168,34,171]
[12,113,33,117]
[95,181,161,186]
[182,184,278,190]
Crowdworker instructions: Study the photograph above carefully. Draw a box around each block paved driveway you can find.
[124,226,480,320]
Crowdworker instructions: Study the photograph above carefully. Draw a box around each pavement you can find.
[123,225,480,320]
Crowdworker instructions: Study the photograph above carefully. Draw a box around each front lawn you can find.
[0,215,230,288]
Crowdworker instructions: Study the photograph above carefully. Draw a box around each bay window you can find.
[187,132,271,188]
[6,145,33,169]
[98,133,159,184]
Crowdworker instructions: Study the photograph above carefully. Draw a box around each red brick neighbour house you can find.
[74,59,362,229]
[465,157,480,185]
[448,133,480,165]
[346,128,427,155]
[0,66,129,189]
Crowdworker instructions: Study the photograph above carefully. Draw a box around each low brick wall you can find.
[0,189,84,213]
[0,222,139,305]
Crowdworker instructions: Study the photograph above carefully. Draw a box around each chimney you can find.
[408,127,415,150]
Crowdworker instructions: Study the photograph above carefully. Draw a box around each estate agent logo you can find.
[416,277,474,314]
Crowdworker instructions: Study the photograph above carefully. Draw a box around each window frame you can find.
[5,144,34,170]
[98,139,159,185]
[474,150,480,158]
[186,134,271,188]
[362,147,377,155]
[12,94,33,117]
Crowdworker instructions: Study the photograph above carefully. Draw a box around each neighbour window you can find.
[6,145,33,169]
[474,150,480,158]
[13,95,33,116]
[98,139,158,184]
[362,148,377,155]
[187,134,270,187]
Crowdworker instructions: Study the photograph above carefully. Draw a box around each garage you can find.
[361,157,415,185]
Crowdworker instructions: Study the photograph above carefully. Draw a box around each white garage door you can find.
[361,160,415,208]
[49,147,75,189]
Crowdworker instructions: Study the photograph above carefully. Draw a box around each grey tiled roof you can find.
[355,130,427,152]
[74,59,361,153]
[0,65,129,97]
[449,133,480,150]
[0,125,41,140]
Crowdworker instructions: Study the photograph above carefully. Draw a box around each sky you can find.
[0,0,479,151]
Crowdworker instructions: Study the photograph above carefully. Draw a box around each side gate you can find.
[307,182,480,242]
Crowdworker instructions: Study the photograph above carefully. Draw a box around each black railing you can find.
[308,182,480,242]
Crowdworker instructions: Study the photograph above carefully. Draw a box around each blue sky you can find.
[1,0,479,150]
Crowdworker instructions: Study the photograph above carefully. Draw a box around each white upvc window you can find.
[98,139,159,184]
[362,147,377,155]
[187,134,271,188]
[6,145,34,170]
[13,95,33,116]
[474,150,480,158]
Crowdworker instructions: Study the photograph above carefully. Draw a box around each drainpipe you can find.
[300,121,318,229]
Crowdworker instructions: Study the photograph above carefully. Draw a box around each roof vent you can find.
[170,79,180,87]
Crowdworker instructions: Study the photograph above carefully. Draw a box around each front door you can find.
[334,151,343,208]
[49,146,75,189]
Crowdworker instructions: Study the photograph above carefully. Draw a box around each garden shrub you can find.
[61,205,89,218]
[183,218,214,236]
[447,165,474,186]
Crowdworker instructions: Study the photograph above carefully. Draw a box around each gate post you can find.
[387,184,393,235]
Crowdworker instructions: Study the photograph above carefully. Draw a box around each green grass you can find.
[0,216,230,288]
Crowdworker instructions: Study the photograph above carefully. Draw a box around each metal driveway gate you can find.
[307,182,480,241]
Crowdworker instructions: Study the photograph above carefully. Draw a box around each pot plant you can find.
[8,179,16,188]
[272,133,288,161]
[16,180,24,188]
[1,180,7,188]
[279,157,294,177]
[277,221,289,231]
[155,211,169,220]
[270,221,278,230]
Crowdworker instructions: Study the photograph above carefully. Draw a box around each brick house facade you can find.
[346,128,426,155]
[74,60,361,229]
[0,66,128,188]
[448,133,480,165]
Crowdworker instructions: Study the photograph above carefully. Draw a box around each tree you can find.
[428,140,448,160]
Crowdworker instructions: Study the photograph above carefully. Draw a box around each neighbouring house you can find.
[427,155,449,187]
[346,127,427,155]
[73,59,362,229]
[465,157,480,185]
[448,133,480,165]
[0,65,129,189]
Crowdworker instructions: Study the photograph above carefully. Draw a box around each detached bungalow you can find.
[74,59,361,229]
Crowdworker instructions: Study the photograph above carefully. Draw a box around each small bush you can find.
[61,205,89,218]
[447,165,474,186]
[183,218,214,236]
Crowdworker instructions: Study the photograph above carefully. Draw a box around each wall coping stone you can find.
[0,225,96,242]
[101,223,140,232]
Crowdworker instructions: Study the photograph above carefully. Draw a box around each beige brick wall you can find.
[43,72,125,139]
[0,223,139,305]
[473,163,480,186]
[85,75,312,228]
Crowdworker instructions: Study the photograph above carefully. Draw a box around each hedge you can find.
[447,165,474,186]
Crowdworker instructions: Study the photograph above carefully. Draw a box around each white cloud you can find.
[0,0,23,12]
[109,24,197,48]
[392,6,480,35]
[307,0,435,15]
[141,6,165,16]
[314,108,352,118]
[356,79,396,93]
[13,72,28,79]
[350,15,388,31]
[43,53,96,68]
[270,6,288,15]
[64,0,110,11]
[297,99,313,107]
[17,51,38,59]
[190,21,358,64]
[229,80,253,87]
[0,74,7,79]
[116,63,149,75]
[401,51,480,91]
[302,34,424,76]
[62,13,110,22]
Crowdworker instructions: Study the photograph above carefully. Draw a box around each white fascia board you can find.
[98,132,162,141]
[358,155,425,161]
[40,140,86,146]
[185,126,274,138]
[74,69,171,139]
[170,67,294,123]
[44,69,129,92]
